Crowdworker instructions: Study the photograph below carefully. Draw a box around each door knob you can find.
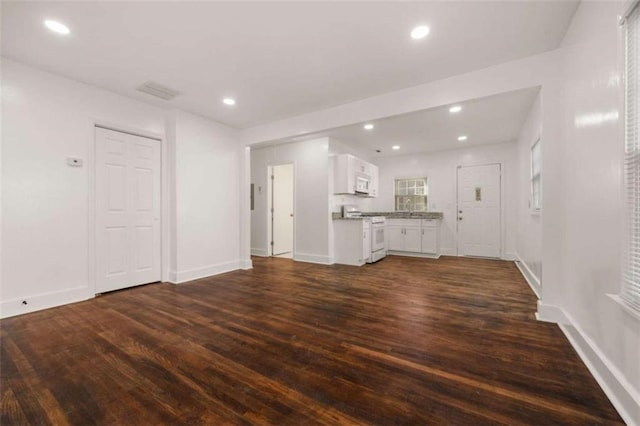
[290,213,294,217]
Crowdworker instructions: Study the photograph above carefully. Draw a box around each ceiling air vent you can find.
[136,81,180,101]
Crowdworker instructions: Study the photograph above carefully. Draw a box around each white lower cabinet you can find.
[387,218,440,257]
[334,219,371,266]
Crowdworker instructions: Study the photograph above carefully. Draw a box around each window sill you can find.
[607,294,640,321]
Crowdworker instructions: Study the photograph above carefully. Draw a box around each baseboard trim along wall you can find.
[514,253,541,298]
[169,260,243,284]
[559,313,640,426]
[0,286,92,319]
[535,301,569,324]
[251,248,268,257]
[293,253,334,265]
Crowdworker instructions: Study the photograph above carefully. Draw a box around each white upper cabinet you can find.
[333,153,379,197]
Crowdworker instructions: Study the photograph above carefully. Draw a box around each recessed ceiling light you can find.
[411,25,430,40]
[458,136,468,141]
[44,20,70,35]
[222,98,236,106]
[449,105,462,113]
[392,145,400,150]
[364,123,374,130]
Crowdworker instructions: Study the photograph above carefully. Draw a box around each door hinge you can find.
[270,241,274,246]
[271,208,274,213]
[270,175,274,180]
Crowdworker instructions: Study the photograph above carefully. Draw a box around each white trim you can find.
[0,287,93,319]
[559,314,640,426]
[239,259,253,270]
[439,248,457,256]
[251,248,269,257]
[608,294,640,321]
[168,260,242,284]
[293,253,334,265]
[535,301,569,324]
[514,252,541,298]
[387,251,441,259]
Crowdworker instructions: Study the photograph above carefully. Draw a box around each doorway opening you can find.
[456,163,502,258]
[268,163,294,258]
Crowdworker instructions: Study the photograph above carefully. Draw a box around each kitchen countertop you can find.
[332,212,444,220]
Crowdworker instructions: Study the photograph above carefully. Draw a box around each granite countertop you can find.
[332,211,444,220]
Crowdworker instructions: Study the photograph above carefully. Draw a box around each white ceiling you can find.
[2,1,577,129]
[315,87,540,157]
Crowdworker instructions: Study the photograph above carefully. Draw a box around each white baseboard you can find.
[239,259,253,270]
[387,251,441,259]
[169,260,242,284]
[251,248,268,257]
[514,253,541,299]
[1,286,93,319]
[559,313,640,426]
[502,251,516,261]
[293,253,334,265]
[440,248,457,256]
[535,301,569,324]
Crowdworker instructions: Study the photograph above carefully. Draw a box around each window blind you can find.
[623,3,640,310]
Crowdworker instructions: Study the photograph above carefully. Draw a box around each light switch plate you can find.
[67,157,83,167]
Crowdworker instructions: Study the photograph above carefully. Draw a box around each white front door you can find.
[457,164,501,258]
[272,164,294,255]
[95,127,161,293]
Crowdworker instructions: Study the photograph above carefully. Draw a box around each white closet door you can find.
[95,127,161,293]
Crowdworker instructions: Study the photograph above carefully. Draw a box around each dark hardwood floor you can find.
[1,256,623,425]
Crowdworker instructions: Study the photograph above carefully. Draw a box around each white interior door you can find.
[95,127,161,293]
[457,164,501,258]
[272,164,294,255]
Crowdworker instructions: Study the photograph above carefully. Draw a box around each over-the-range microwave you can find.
[355,175,370,194]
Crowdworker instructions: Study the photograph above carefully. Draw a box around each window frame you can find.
[619,0,640,315]
[394,177,428,212]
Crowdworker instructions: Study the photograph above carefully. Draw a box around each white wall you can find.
[370,142,518,259]
[250,138,331,264]
[515,93,543,292]
[167,109,244,283]
[1,59,166,316]
[1,59,247,317]
[547,2,640,423]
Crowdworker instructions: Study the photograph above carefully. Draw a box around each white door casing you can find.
[457,164,501,258]
[95,127,161,293]
[271,164,294,255]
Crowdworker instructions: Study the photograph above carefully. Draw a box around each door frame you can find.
[455,162,504,259]
[88,121,168,296]
[266,162,296,257]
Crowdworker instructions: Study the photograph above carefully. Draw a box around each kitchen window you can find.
[621,1,640,313]
[395,177,428,211]
[531,138,542,212]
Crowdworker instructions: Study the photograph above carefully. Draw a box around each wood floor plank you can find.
[0,255,624,424]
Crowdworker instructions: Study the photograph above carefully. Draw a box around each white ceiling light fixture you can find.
[222,98,236,106]
[449,105,462,113]
[392,145,400,150]
[44,20,70,35]
[410,25,430,40]
[458,135,468,141]
[364,123,374,130]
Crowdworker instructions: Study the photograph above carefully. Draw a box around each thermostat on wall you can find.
[67,157,83,167]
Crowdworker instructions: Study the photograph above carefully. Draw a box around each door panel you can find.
[387,227,404,251]
[404,228,422,252]
[96,127,161,293]
[457,164,501,258]
[421,228,437,254]
[272,164,294,255]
